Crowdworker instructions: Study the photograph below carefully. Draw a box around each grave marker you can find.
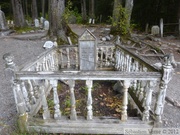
[79,29,97,70]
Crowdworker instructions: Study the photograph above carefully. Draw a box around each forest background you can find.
[1,0,180,30]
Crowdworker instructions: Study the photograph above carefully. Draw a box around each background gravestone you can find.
[79,29,97,70]
[44,20,49,30]
[0,9,8,31]
[151,25,160,35]
[34,19,39,28]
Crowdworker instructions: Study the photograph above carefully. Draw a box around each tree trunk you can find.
[112,0,123,22]
[25,0,28,18]
[49,0,78,44]
[11,0,26,27]
[177,0,180,19]
[42,0,45,18]
[125,0,133,26]
[81,0,87,23]
[32,0,38,21]
[89,0,95,19]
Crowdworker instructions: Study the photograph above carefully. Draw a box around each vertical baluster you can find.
[75,48,78,69]
[48,54,52,70]
[120,51,124,71]
[128,56,132,72]
[142,81,156,121]
[86,80,93,120]
[21,81,31,112]
[66,48,70,68]
[60,49,64,68]
[53,51,59,71]
[50,80,61,119]
[27,80,36,104]
[46,55,51,71]
[68,80,77,120]
[39,63,43,71]
[125,55,128,71]
[46,56,50,71]
[96,48,99,67]
[32,80,39,99]
[138,81,146,101]
[121,80,130,121]
[136,80,141,97]
[126,55,129,71]
[115,50,119,70]
[42,57,46,71]
[100,48,103,68]
[105,47,108,66]
[132,80,137,92]
[110,47,113,62]
[124,53,127,71]
[51,52,56,71]
[13,80,26,115]
[36,62,40,71]
[40,86,50,119]
[126,55,129,72]
[135,61,139,72]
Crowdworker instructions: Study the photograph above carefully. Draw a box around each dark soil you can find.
[44,80,124,119]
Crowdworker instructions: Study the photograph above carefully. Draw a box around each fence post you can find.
[160,18,163,38]
[3,53,28,133]
[154,55,173,124]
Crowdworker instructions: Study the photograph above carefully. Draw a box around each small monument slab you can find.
[79,29,97,70]
[34,19,39,28]
[44,20,49,30]
[151,25,160,35]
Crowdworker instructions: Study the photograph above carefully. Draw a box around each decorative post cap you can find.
[3,53,15,67]
[163,54,171,66]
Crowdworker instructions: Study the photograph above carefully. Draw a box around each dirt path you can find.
[0,37,46,134]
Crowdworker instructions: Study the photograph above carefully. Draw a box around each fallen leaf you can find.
[115,108,121,113]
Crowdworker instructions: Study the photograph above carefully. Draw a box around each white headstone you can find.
[34,19,39,28]
[7,20,10,25]
[92,19,95,24]
[44,20,49,30]
[43,41,54,49]
[11,20,13,25]
[79,29,97,70]
[151,25,160,35]
[40,17,44,24]
[89,18,92,24]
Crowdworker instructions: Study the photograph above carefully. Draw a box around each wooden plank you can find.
[15,70,161,81]
[28,116,153,134]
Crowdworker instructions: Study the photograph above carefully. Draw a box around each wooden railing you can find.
[57,44,115,70]
[3,43,173,134]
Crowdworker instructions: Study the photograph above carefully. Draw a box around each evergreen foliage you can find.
[111,5,129,36]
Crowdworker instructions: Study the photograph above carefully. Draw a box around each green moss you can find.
[17,113,28,133]
[110,5,130,36]
[14,27,38,34]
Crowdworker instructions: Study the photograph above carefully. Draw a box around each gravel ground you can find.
[0,37,46,134]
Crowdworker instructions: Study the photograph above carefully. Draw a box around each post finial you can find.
[3,53,15,68]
